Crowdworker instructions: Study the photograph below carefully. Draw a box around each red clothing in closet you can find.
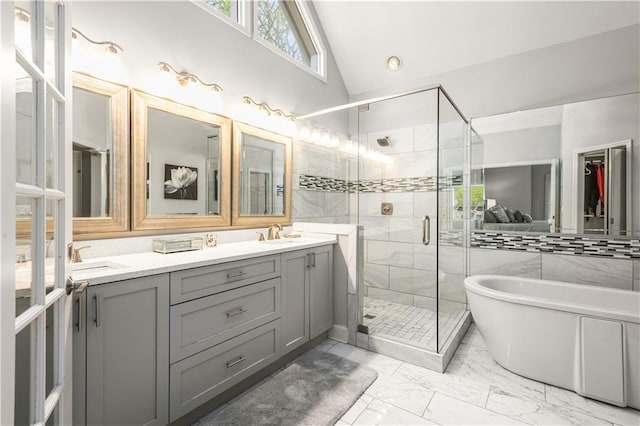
[596,164,605,213]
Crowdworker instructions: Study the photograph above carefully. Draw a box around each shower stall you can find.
[298,86,472,371]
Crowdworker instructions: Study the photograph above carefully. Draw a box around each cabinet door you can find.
[281,249,310,353]
[309,245,333,339]
[86,275,170,426]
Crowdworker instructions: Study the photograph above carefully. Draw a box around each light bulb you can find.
[386,55,402,71]
[298,125,311,140]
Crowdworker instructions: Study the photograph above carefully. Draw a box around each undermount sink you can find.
[72,260,127,274]
[261,239,298,245]
[261,238,313,245]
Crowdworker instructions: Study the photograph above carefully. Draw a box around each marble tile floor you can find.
[326,324,640,426]
[362,297,466,350]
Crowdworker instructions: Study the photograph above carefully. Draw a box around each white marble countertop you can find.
[71,233,337,285]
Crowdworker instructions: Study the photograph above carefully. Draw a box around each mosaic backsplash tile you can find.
[298,175,348,192]
[472,231,640,259]
[299,174,461,193]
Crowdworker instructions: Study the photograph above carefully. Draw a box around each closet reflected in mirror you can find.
[577,141,632,236]
[131,90,231,232]
[72,73,129,237]
[232,122,291,226]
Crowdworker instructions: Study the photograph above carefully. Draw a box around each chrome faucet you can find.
[267,224,282,240]
[68,243,91,263]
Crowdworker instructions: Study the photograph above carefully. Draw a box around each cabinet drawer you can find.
[170,255,280,304]
[170,278,281,363]
[169,320,280,422]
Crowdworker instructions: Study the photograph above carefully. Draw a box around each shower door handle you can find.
[422,215,431,246]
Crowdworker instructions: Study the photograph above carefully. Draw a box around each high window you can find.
[255,0,321,74]
[205,0,240,23]
[193,0,326,79]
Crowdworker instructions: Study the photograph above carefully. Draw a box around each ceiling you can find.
[312,1,640,117]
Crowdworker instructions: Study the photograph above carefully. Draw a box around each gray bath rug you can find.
[194,346,378,426]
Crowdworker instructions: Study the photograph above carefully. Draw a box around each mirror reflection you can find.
[232,122,291,226]
[131,90,231,231]
[72,73,129,236]
[472,92,639,237]
[146,107,220,216]
[73,86,111,217]
[240,136,285,216]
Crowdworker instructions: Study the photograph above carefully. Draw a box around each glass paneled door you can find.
[2,1,72,424]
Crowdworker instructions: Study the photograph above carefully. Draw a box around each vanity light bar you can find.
[158,62,223,93]
[16,6,116,56]
[71,27,124,54]
[242,96,296,122]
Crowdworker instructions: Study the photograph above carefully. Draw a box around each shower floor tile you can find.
[363,297,465,349]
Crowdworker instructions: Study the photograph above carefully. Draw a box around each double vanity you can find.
[71,235,335,425]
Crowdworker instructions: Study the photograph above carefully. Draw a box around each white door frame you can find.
[1,1,72,424]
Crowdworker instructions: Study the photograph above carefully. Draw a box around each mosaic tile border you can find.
[298,175,347,192]
[472,231,640,259]
[298,174,462,193]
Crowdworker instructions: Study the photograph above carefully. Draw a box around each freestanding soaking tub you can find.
[464,275,640,409]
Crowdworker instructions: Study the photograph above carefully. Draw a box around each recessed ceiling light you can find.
[386,55,402,71]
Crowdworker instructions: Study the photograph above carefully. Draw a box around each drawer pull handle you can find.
[226,270,247,279]
[226,308,246,318]
[226,355,247,368]
[94,295,101,328]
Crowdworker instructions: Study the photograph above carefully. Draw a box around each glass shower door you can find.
[357,88,440,352]
[437,89,468,352]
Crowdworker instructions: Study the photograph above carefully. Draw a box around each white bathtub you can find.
[464,275,640,409]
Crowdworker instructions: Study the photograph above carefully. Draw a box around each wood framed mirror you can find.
[131,90,232,232]
[72,72,129,238]
[232,122,292,227]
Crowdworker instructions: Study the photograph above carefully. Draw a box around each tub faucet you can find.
[267,224,282,240]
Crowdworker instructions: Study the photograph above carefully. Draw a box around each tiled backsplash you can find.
[298,175,348,192]
[298,174,462,193]
[472,231,640,259]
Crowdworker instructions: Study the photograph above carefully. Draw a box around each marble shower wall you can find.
[359,124,466,310]
[292,140,353,224]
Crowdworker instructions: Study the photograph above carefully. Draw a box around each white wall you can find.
[560,93,640,234]
[72,88,110,150]
[531,164,550,220]
[480,125,561,165]
[72,1,349,130]
[485,167,532,215]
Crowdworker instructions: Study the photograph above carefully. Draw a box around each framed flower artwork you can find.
[164,164,198,200]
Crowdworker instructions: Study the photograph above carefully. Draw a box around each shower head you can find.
[376,136,390,147]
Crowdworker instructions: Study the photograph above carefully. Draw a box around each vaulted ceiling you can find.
[313,1,640,117]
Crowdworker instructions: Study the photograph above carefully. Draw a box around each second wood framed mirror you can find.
[131,90,232,232]
[232,122,292,227]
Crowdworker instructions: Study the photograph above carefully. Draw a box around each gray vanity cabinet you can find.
[84,275,170,426]
[281,250,310,353]
[309,244,333,339]
[281,245,333,354]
